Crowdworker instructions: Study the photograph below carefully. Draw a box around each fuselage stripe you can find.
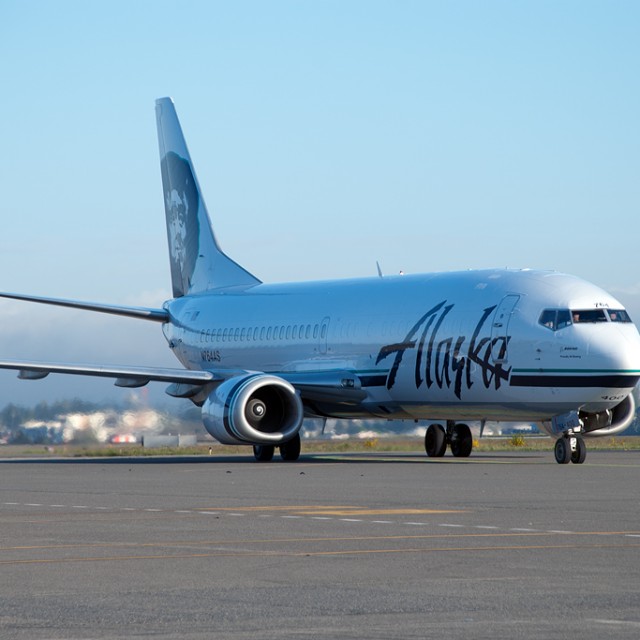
[509,374,640,388]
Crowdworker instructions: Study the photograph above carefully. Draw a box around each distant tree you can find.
[0,404,29,429]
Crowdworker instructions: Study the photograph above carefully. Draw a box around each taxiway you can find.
[1,449,639,639]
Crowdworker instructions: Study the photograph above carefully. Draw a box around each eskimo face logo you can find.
[161,152,200,297]
[375,300,511,399]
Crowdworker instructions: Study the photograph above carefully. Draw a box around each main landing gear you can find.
[252,433,301,462]
[425,421,473,458]
[554,434,587,464]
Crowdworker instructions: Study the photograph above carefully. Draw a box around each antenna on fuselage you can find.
[376,261,383,278]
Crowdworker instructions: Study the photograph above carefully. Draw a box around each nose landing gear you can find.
[554,434,587,464]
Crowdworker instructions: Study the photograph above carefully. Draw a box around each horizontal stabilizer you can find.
[0,292,168,322]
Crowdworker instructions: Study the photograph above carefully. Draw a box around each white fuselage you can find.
[163,268,640,422]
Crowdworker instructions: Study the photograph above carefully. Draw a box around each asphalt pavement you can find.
[1,449,639,639]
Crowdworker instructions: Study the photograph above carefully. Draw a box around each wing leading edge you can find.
[0,292,168,322]
[0,360,217,388]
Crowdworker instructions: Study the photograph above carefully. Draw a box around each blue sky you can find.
[1,0,639,405]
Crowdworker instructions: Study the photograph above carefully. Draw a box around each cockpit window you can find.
[538,309,572,331]
[539,307,632,331]
[571,309,607,323]
[607,309,632,323]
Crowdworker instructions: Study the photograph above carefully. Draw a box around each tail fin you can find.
[155,97,261,297]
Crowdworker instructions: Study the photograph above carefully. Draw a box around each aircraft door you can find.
[490,295,519,364]
[319,316,330,354]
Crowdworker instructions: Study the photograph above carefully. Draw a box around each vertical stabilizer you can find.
[155,97,261,296]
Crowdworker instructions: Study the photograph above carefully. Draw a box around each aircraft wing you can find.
[0,356,369,405]
[0,292,168,322]
[0,360,217,388]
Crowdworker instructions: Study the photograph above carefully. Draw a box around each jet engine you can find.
[541,392,637,438]
[578,392,636,437]
[202,373,304,445]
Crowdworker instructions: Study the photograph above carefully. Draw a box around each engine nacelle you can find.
[541,393,637,438]
[202,373,304,445]
[579,392,636,437]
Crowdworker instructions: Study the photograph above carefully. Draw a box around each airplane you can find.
[2,97,640,464]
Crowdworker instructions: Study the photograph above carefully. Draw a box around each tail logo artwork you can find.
[160,151,201,297]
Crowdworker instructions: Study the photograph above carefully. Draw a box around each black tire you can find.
[554,438,571,464]
[571,436,587,464]
[425,424,447,457]
[450,423,473,458]
[253,444,275,462]
[280,434,301,462]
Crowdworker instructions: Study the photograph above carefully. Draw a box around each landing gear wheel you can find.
[253,445,275,462]
[571,436,587,464]
[280,434,301,462]
[425,424,447,457]
[450,423,473,458]
[554,437,571,464]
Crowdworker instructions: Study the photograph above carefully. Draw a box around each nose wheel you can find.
[554,434,587,464]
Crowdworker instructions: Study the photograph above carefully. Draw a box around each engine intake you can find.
[579,392,636,437]
[202,373,304,445]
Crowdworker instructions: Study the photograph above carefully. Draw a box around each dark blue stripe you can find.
[510,374,639,388]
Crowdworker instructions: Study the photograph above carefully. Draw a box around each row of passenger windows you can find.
[539,308,632,331]
[199,323,328,343]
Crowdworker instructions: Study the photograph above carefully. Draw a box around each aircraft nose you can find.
[589,324,640,378]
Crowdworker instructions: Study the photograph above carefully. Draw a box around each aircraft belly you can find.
[382,357,636,421]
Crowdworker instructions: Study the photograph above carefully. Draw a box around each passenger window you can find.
[313,324,319,339]
[222,328,228,342]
